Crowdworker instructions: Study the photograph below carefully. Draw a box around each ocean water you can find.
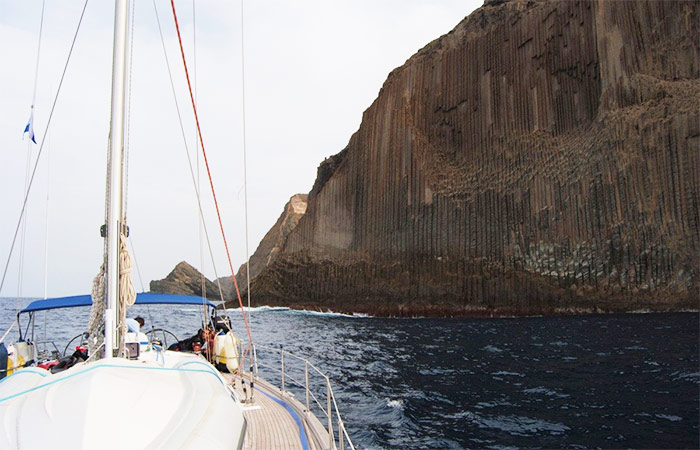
[1,298,698,449]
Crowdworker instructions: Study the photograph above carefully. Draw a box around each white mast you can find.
[104,0,131,358]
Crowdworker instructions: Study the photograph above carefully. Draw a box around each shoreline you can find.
[220,301,700,319]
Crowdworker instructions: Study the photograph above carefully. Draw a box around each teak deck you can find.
[225,374,332,450]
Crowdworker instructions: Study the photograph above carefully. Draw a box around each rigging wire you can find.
[29,1,47,126]
[128,237,146,293]
[192,0,208,330]
[0,0,91,297]
[42,89,51,300]
[17,0,47,306]
[168,0,254,353]
[127,237,156,335]
[151,0,226,305]
[123,0,137,221]
[0,320,17,345]
[115,0,137,345]
[240,0,252,318]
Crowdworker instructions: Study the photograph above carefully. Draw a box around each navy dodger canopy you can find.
[19,292,216,315]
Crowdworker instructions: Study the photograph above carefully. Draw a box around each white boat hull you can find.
[0,352,245,449]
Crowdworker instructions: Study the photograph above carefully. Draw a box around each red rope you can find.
[169,1,254,364]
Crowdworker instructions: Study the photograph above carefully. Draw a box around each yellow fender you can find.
[6,342,34,376]
[213,331,239,372]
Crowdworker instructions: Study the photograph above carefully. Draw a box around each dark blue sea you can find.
[2,297,698,449]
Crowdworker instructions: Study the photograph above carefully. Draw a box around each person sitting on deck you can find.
[126,316,144,333]
[168,326,216,359]
[202,326,216,361]
[168,329,204,352]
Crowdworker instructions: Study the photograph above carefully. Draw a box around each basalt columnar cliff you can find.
[232,194,308,292]
[157,0,699,316]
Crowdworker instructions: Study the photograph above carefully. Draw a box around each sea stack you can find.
[150,261,223,301]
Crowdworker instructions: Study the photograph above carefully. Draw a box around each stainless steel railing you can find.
[244,343,355,450]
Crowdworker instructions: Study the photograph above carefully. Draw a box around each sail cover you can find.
[19,293,216,314]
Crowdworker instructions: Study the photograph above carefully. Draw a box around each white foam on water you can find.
[492,371,525,377]
[655,414,683,422]
[482,345,503,353]
[386,399,405,410]
[225,305,291,313]
[523,386,570,399]
[225,305,372,318]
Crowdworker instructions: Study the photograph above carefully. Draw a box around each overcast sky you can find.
[0,0,481,299]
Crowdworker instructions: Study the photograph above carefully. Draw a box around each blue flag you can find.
[23,110,36,144]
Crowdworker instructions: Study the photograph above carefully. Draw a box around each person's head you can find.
[135,317,145,327]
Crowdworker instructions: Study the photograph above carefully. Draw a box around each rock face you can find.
[246,0,699,316]
[230,194,308,294]
[150,261,223,301]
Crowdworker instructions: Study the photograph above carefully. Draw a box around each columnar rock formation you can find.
[231,194,308,292]
[245,0,699,315]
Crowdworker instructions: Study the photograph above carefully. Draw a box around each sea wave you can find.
[446,411,570,436]
[523,387,570,398]
[225,305,291,313]
[291,309,364,318]
[672,371,700,383]
[386,399,405,410]
[226,305,372,318]
[492,371,525,377]
[656,414,683,422]
[482,345,504,353]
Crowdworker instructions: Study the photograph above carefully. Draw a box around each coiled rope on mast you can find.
[117,234,136,356]
[88,264,105,357]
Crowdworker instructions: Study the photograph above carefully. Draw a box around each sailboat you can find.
[0,2,353,449]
